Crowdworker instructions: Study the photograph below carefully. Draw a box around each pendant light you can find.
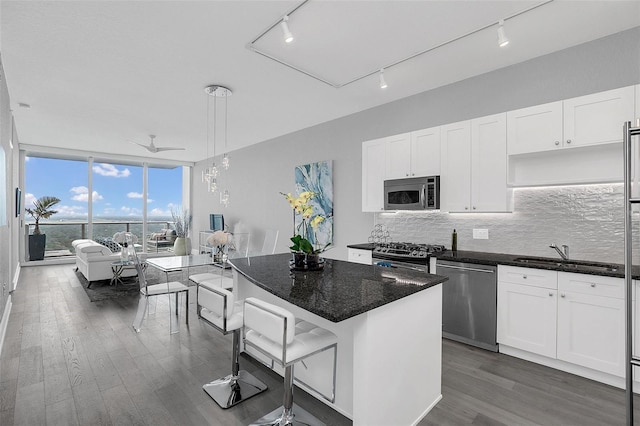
[203,84,232,203]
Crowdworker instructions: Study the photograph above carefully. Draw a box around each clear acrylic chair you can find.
[260,229,279,255]
[132,252,190,334]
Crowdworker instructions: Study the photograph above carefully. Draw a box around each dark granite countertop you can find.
[347,243,638,279]
[229,253,447,323]
[433,250,640,279]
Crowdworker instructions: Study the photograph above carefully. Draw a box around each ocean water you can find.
[31,216,173,251]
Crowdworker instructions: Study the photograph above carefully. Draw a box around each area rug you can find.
[74,266,163,302]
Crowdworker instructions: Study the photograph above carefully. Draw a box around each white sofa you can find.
[72,239,139,283]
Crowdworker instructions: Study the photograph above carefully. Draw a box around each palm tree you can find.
[25,195,61,235]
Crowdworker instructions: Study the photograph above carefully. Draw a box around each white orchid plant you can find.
[281,191,330,255]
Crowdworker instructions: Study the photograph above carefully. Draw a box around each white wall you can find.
[192,27,640,261]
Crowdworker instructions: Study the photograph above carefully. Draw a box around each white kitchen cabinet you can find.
[471,113,509,212]
[362,138,387,212]
[556,272,625,377]
[410,127,441,177]
[563,86,635,149]
[385,129,440,179]
[507,101,563,155]
[384,133,412,179]
[441,114,510,212]
[497,265,557,358]
[348,248,372,265]
[440,120,471,212]
[507,86,635,155]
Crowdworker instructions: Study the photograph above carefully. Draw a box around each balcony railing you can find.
[24,220,175,259]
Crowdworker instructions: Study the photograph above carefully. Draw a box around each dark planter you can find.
[29,234,46,261]
[290,253,324,271]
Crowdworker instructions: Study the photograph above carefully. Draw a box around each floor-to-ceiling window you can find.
[24,154,187,260]
[24,156,89,254]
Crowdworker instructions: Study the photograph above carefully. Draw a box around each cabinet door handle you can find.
[566,139,572,144]
[555,141,560,146]
[523,275,527,279]
[561,293,566,298]
[465,207,468,210]
[549,292,553,297]
[473,206,476,210]
[590,283,596,287]
[406,173,409,177]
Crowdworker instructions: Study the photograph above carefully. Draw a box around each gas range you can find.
[372,242,446,265]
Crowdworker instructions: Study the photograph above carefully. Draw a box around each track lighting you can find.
[280,16,293,43]
[379,69,388,89]
[497,19,509,48]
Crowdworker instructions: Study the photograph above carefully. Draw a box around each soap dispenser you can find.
[452,229,458,252]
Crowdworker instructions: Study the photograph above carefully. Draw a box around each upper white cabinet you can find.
[362,138,386,212]
[384,133,412,179]
[410,127,441,177]
[440,121,471,212]
[385,128,440,179]
[471,113,509,212]
[563,86,635,148]
[507,101,563,155]
[441,114,510,212]
[507,86,635,156]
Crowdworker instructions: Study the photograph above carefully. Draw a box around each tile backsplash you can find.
[375,183,638,264]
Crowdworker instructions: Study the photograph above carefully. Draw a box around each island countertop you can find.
[229,253,448,323]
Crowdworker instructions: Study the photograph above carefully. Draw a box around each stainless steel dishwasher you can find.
[435,260,498,352]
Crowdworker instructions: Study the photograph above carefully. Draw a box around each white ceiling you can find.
[2,1,639,163]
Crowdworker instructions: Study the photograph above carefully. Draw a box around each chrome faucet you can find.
[549,243,569,260]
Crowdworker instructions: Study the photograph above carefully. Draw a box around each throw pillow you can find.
[96,237,122,253]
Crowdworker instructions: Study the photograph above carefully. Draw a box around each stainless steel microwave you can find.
[384,176,440,210]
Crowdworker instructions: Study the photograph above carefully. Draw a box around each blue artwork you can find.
[295,160,333,247]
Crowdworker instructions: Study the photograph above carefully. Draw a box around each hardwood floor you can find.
[1,263,638,425]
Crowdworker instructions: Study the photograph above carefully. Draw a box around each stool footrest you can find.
[249,403,326,426]
[203,370,267,409]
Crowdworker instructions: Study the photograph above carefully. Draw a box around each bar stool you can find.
[243,297,338,426]
[197,285,268,408]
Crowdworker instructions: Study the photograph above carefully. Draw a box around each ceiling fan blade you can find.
[154,146,185,152]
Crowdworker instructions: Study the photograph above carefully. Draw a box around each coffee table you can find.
[109,260,137,287]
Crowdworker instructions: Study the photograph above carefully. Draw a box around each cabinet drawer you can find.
[558,272,626,299]
[348,248,372,265]
[498,265,557,289]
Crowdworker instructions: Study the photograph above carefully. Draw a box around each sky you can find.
[24,157,183,219]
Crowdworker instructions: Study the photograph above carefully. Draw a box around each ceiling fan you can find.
[131,134,185,153]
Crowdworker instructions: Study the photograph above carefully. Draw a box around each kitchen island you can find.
[229,253,448,425]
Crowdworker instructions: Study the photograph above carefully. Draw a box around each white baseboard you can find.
[0,296,12,358]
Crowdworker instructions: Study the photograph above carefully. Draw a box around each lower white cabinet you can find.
[497,281,557,358]
[556,272,625,377]
[348,248,372,265]
[498,266,627,380]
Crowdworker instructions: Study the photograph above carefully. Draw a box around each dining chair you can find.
[260,229,279,255]
[132,252,190,334]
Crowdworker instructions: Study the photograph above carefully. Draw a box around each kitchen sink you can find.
[512,257,620,273]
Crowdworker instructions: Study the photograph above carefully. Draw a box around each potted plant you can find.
[171,208,192,255]
[281,191,331,270]
[25,195,61,261]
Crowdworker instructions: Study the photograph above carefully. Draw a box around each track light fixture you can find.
[280,15,294,43]
[497,19,510,47]
[379,69,388,89]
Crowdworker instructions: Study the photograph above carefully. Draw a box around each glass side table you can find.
[110,260,139,287]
